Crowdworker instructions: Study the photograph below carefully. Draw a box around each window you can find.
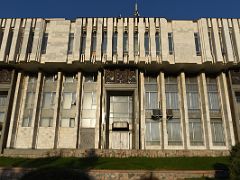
[67,33,74,54]
[42,92,56,108]
[45,75,57,82]
[144,77,158,109]
[16,29,24,54]
[134,31,138,56]
[194,33,201,56]
[27,29,34,54]
[22,117,31,127]
[40,117,53,127]
[0,112,4,123]
[0,92,8,106]
[61,118,75,128]
[155,32,161,56]
[65,76,75,83]
[41,33,48,54]
[144,32,149,55]
[211,118,225,146]
[5,29,13,56]
[165,77,179,110]
[235,92,240,103]
[229,28,237,60]
[80,31,86,55]
[84,75,97,82]
[186,77,200,111]
[91,31,97,54]
[0,29,4,49]
[167,118,182,145]
[25,92,35,109]
[208,28,214,57]
[102,31,107,54]
[189,118,203,146]
[218,28,226,56]
[63,92,76,109]
[112,31,118,55]
[145,120,160,145]
[168,32,174,55]
[123,31,128,54]
[82,92,96,110]
[207,78,220,112]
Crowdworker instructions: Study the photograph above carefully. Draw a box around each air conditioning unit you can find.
[151,109,162,120]
[166,109,173,119]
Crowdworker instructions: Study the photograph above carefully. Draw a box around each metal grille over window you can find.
[207,77,220,112]
[186,77,200,112]
[144,32,149,55]
[165,76,179,110]
[211,118,225,146]
[194,33,201,56]
[167,118,182,145]
[22,76,37,127]
[67,33,74,54]
[168,32,174,55]
[189,118,203,146]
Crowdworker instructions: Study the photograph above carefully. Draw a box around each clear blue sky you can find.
[0,0,239,19]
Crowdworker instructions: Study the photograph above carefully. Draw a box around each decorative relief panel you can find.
[0,70,11,84]
[105,69,136,84]
[231,70,240,84]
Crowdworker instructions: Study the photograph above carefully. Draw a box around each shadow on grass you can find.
[213,163,229,179]
[20,149,99,180]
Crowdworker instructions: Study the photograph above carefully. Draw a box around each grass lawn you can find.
[0,156,230,170]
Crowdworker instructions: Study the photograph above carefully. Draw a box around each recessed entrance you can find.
[106,91,133,149]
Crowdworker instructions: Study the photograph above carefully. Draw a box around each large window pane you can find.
[63,92,72,109]
[0,112,4,123]
[189,119,203,145]
[145,120,160,146]
[42,92,55,108]
[40,117,53,127]
[211,119,225,146]
[167,118,182,145]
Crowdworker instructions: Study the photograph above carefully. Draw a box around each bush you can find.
[230,143,240,179]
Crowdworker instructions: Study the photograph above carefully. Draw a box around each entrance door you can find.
[108,94,133,149]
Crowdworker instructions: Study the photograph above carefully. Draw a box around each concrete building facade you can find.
[0,17,240,154]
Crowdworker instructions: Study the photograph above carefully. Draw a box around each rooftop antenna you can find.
[134,1,140,17]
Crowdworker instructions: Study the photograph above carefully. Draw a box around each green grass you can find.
[0,156,230,170]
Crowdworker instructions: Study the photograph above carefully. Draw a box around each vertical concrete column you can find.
[180,72,190,149]
[160,18,168,62]
[197,18,213,63]
[76,72,83,148]
[8,19,21,62]
[106,18,113,62]
[6,72,22,148]
[32,72,43,148]
[211,19,224,63]
[139,72,145,149]
[117,18,123,62]
[198,75,207,149]
[157,74,162,149]
[200,73,212,149]
[138,18,145,62]
[15,76,29,145]
[0,19,11,62]
[128,18,134,63]
[53,72,63,149]
[73,18,82,62]
[19,19,32,62]
[96,18,103,62]
[218,73,235,147]
[160,72,167,149]
[149,18,156,62]
[95,71,102,148]
[232,19,240,62]
[222,19,234,63]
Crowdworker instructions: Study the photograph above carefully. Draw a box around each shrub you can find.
[229,143,240,179]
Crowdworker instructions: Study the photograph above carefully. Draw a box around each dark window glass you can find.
[102,31,107,54]
[41,33,48,54]
[144,32,149,55]
[67,33,74,54]
[155,32,161,56]
[91,31,97,53]
[80,31,86,55]
[235,92,240,103]
[0,29,4,49]
[168,32,174,55]
[194,33,201,56]
[5,29,13,56]
[27,29,34,54]
[112,31,117,55]
[123,31,128,54]
[134,31,138,56]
